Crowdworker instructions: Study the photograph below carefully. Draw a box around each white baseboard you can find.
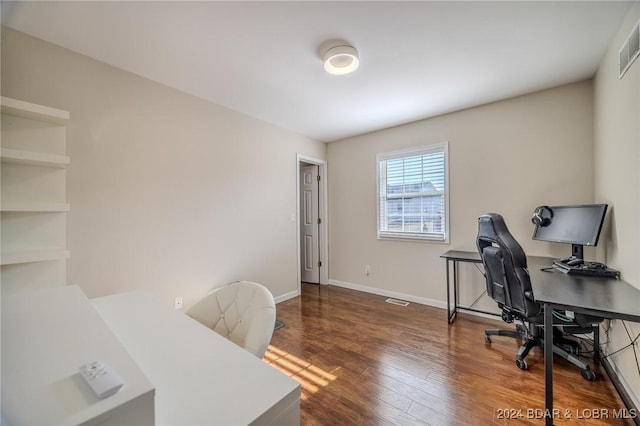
[327,279,502,323]
[275,289,300,304]
[327,279,447,310]
[603,350,640,411]
[616,365,640,412]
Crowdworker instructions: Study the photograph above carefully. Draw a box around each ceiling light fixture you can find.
[323,44,359,75]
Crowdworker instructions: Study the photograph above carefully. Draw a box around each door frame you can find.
[296,154,329,291]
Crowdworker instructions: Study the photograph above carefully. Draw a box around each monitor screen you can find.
[532,204,607,246]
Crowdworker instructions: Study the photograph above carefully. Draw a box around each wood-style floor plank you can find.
[265,283,633,425]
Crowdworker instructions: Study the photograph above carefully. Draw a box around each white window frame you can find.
[376,142,450,243]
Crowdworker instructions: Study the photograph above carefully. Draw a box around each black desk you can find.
[528,257,640,426]
[440,250,554,323]
[441,250,640,425]
[440,249,494,323]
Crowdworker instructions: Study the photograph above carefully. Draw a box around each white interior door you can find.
[300,164,320,283]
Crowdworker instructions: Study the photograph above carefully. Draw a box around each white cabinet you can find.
[1,96,70,294]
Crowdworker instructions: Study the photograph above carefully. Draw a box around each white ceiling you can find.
[1,1,633,142]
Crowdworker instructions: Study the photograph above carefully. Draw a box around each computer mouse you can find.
[567,258,584,266]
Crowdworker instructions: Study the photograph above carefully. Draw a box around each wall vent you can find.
[385,298,409,306]
[619,19,640,79]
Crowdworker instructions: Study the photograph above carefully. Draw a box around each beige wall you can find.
[594,2,640,408]
[1,28,326,307]
[327,81,594,304]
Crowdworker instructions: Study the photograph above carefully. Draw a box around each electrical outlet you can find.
[174,297,183,310]
[365,265,371,276]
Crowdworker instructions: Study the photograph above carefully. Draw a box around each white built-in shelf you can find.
[1,97,71,290]
[1,249,70,266]
[1,148,70,168]
[1,96,69,124]
[1,202,70,212]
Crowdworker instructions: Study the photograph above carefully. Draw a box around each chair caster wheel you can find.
[516,358,528,370]
[581,369,596,381]
[484,334,491,344]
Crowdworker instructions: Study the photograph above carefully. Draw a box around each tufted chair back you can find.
[187,281,276,358]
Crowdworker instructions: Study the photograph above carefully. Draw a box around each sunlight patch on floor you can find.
[264,345,337,399]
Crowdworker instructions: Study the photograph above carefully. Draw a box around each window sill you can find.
[377,233,449,244]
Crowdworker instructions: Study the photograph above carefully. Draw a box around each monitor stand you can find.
[571,244,584,261]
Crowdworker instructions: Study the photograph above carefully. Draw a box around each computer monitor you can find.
[532,204,608,260]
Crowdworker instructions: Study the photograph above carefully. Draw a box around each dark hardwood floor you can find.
[264,283,632,425]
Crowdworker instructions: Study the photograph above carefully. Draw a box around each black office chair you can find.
[476,213,599,380]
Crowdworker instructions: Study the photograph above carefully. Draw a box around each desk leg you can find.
[446,259,452,323]
[446,259,458,323]
[593,326,600,363]
[544,304,554,426]
[453,260,458,321]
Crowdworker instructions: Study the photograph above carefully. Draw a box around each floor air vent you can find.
[385,298,409,306]
[619,19,640,79]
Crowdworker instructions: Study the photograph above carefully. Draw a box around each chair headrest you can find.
[478,213,507,242]
[477,213,527,267]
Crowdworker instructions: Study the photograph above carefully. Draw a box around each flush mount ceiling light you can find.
[323,44,359,75]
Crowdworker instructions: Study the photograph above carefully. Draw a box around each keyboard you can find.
[552,260,620,278]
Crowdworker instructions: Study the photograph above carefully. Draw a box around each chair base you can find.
[484,324,596,381]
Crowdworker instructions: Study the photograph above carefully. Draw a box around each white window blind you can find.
[377,143,449,242]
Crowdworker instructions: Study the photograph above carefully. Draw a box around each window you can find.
[377,143,449,242]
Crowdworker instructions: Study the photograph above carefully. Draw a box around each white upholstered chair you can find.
[187,281,276,358]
